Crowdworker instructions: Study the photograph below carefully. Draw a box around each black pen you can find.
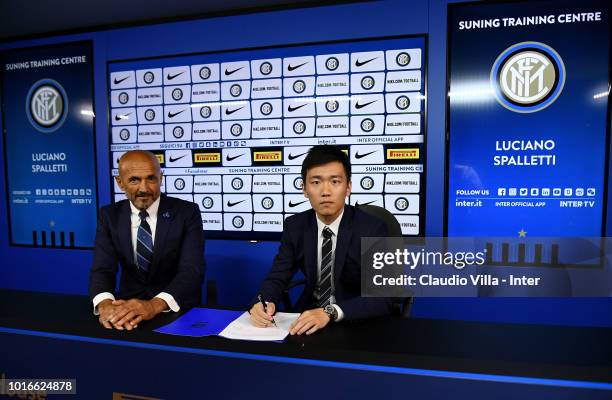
[257,294,277,327]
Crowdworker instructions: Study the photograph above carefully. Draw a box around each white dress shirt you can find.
[315,210,345,321]
[92,197,179,315]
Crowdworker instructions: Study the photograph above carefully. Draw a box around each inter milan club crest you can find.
[491,41,565,113]
[26,79,68,133]
[232,215,244,228]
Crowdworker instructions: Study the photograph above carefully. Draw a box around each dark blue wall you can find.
[1,0,611,327]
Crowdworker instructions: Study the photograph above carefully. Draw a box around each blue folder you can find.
[154,308,243,337]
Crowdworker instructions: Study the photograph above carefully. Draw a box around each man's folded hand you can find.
[103,298,168,331]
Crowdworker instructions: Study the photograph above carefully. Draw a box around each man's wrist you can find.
[155,292,180,312]
[150,297,169,315]
[92,292,115,315]
[323,305,338,322]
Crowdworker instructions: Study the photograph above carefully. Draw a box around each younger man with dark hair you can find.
[250,145,392,335]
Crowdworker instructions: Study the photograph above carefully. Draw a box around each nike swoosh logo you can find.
[288,152,308,160]
[288,200,308,208]
[114,113,131,121]
[355,57,377,67]
[224,67,244,76]
[225,107,244,115]
[355,100,378,109]
[227,200,246,207]
[287,103,308,112]
[167,71,184,80]
[167,110,185,118]
[169,154,187,162]
[355,150,377,159]
[226,153,245,162]
[287,62,308,71]
[113,76,129,85]
[356,200,376,206]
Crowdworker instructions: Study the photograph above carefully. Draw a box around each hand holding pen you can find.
[248,294,277,327]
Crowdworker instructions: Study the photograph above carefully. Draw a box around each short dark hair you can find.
[301,145,351,181]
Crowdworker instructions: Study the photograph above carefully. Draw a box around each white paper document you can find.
[219,311,300,341]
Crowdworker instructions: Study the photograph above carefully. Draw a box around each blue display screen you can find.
[1,42,98,247]
[447,0,610,237]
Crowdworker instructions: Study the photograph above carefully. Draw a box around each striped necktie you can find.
[136,210,153,272]
[317,226,334,307]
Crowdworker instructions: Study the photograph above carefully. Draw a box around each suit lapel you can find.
[304,210,318,284]
[334,205,353,286]
[117,201,133,265]
[151,195,173,276]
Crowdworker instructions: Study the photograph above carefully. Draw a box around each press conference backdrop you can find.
[1,42,98,248]
[447,0,611,237]
[108,36,426,239]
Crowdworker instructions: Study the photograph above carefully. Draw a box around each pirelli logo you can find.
[387,148,419,160]
[194,153,221,163]
[253,151,282,162]
[155,154,164,164]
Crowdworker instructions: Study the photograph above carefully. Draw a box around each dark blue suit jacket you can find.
[89,194,205,308]
[258,205,392,320]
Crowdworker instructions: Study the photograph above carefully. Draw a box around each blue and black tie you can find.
[136,210,153,272]
[317,227,334,307]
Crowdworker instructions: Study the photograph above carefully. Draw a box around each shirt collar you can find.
[129,196,160,219]
[316,208,344,237]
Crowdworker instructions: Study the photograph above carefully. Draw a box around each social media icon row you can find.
[497,187,596,197]
[34,188,92,196]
